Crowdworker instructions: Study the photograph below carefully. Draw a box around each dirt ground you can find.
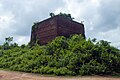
[0,70,120,80]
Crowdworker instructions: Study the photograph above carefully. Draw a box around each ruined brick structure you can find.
[30,15,85,45]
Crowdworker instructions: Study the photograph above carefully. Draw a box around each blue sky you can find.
[0,0,120,49]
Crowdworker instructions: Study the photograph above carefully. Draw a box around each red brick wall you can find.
[30,15,85,45]
[57,16,85,37]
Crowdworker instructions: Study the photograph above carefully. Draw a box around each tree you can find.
[99,40,111,46]
[50,13,55,17]
[5,36,13,45]
[49,12,74,20]
[58,12,74,20]
[92,38,97,43]
[3,36,13,50]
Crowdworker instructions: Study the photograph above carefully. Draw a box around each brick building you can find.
[30,15,85,45]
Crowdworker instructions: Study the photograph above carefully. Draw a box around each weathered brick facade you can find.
[30,15,85,45]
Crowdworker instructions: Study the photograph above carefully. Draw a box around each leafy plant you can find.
[0,34,120,76]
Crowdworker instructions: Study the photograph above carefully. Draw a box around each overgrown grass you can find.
[0,34,120,76]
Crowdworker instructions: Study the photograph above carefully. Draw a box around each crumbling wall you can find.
[30,15,85,45]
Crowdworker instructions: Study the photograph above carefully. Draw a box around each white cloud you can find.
[0,0,65,45]
[14,36,30,45]
[96,27,120,48]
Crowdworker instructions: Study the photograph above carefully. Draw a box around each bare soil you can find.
[0,70,119,80]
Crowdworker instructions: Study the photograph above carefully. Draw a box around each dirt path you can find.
[0,70,119,80]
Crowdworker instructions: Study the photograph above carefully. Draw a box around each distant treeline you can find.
[0,34,120,76]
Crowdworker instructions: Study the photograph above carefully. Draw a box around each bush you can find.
[0,34,119,76]
[79,60,107,75]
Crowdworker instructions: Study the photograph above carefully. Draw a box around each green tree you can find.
[5,36,13,45]
[49,12,74,20]
[3,37,13,50]
[49,13,55,17]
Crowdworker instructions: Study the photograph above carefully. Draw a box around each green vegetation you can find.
[32,12,74,31]
[0,34,120,76]
[50,12,74,20]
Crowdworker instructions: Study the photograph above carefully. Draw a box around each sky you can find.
[0,0,120,49]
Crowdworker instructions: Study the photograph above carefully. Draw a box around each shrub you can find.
[79,60,107,75]
[0,34,119,76]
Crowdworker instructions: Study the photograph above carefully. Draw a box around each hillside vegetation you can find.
[0,34,120,76]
